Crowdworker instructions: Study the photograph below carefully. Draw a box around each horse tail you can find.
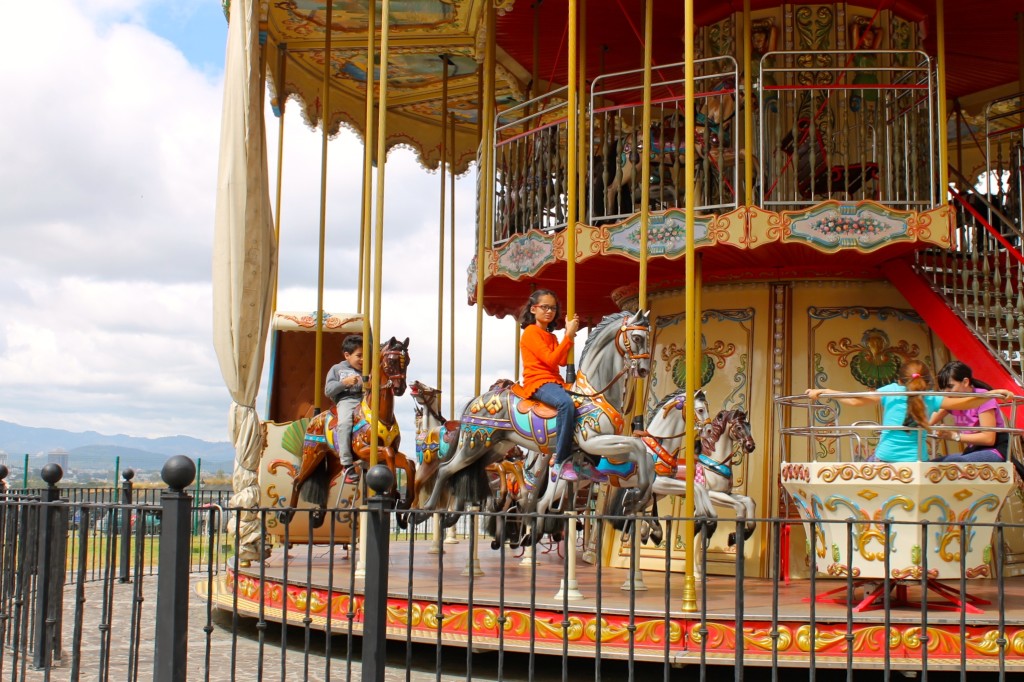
[300,456,331,507]
[451,461,492,508]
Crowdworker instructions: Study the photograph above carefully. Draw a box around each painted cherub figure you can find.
[850,18,884,112]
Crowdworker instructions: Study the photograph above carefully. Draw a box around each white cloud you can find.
[0,0,522,446]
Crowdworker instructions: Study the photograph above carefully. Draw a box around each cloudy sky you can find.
[0,0,517,444]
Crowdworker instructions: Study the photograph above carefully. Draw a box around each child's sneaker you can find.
[580,460,608,483]
[557,460,578,482]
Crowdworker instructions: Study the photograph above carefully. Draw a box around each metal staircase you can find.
[911,164,1024,384]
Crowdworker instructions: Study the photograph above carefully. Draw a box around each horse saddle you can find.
[441,420,461,447]
[515,397,558,420]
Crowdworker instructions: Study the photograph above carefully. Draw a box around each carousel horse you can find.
[411,380,557,549]
[686,408,757,545]
[603,397,757,547]
[279,337,415,528]
[413,309,655,528]
[410,380,463,508]
[483,448,563,550]
[597,389,716,545]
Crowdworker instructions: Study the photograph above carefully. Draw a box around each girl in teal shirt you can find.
[806,360,1014,463]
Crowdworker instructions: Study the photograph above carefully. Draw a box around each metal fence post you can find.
[362,464,396,682]
[119,469,135,583]
[153,456,195,682]
[32,463,63,670]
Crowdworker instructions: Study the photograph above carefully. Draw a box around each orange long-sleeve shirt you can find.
[511,323,574,399]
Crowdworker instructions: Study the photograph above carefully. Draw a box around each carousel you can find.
[205,0,1024,670]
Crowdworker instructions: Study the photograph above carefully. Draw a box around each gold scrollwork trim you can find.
[826,563,861,578]
[925,464,1011,483]
[795,625,893,653]
[818,464,914,483]
[890,566,940,580]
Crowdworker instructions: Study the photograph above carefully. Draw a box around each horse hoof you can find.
[311,510,327,529]
[277,509,295,525]
[491,540,501,550]
[727,532,737,547]
[650,528,665,546]
[395,513,409,531]
[704,518,720,540]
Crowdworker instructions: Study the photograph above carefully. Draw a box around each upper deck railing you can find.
[489,49,939,247]
[759,50,937,210]
[492,87,570,243]
[588,56,740,225]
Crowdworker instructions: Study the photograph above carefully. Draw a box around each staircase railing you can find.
[912,164,1024,383]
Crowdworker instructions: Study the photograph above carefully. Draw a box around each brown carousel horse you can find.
[279,337,414,528]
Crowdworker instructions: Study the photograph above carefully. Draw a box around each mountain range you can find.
[0,420,236,473]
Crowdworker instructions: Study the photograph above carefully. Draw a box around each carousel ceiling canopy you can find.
[261,0,1022,173]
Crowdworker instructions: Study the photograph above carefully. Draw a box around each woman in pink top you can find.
[930,361,1008,463]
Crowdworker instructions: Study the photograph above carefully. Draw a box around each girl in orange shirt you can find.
[514,290,605,482]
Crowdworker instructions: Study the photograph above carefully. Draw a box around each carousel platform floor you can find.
[203,539,1024,670]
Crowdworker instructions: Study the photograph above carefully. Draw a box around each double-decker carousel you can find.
[205,0,1024,670]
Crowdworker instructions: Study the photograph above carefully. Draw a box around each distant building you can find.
[0,450,7,467]
[47,448,70,473]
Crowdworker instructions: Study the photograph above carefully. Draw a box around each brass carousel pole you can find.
[313,1,334,413]
[621,0,655,596]
[370,0,393,475]
[465,0,496,576]
[554,0,584,604]
[436,56,450,393]
[360,1,377,343]
[430,55,450,556]
[449,111,457,417]
[474,3,496,397]
[936,0,948,200]
[355,0,380,579]
[271,46,287,313]
[682,0,700,614]
[742,0,754,206]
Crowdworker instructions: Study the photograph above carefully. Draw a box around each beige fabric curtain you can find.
[212,0,277,563]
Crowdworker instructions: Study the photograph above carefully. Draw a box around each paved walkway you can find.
[1,574,609,681]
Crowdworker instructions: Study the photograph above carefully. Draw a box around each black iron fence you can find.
[2,458,1024,681]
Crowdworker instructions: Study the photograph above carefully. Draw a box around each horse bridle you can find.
[699,413,752,477]
[569,322,651,398]
[414,385,445,425]
[380,347,408,390]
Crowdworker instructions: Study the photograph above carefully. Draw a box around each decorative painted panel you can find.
[804,305,942,461]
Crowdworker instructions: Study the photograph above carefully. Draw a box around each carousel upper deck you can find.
[479,55,1022,320]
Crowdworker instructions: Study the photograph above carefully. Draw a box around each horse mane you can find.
[701,410,729,451]
[577,310,630,369]
[701,408,746,451]
[651,389,683,414]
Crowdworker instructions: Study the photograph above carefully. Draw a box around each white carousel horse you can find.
[410,380,462,510]
[601,395,757,547]
[688,408,757,545]
[413,310,654,527]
